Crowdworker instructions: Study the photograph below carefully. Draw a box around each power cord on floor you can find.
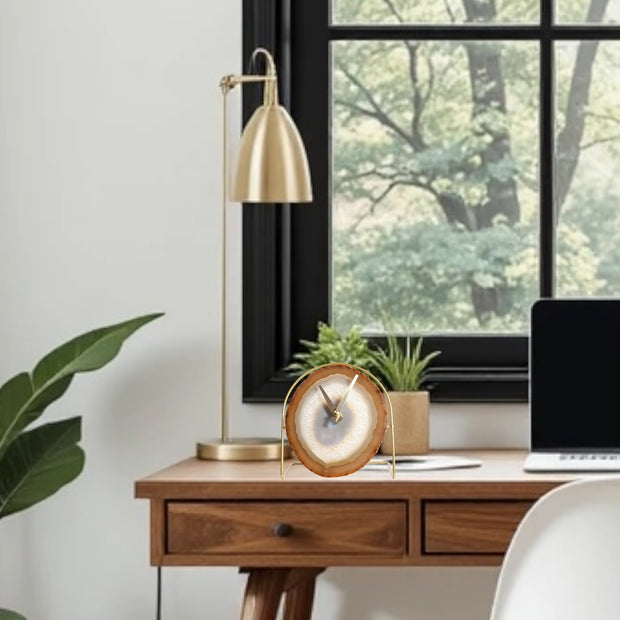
[156,566,162,620]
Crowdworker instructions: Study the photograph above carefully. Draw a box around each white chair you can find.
[489,476,620,620]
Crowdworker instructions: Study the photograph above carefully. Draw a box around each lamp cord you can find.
[156,566,162,620]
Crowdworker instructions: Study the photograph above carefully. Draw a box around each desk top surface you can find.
[135,450,587,499]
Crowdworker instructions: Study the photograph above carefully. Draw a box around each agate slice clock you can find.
[284,363,388,477]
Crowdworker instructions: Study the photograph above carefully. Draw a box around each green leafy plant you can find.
[287,322,374,373]
[370,335,440,392]
[0,612,25,620]
[0,313,163,620]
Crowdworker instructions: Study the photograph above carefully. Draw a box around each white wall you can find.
[0,1,528,618]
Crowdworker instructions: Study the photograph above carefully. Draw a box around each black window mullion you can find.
[540,0,554,297]
[289,0,330,357]
[330,28,620,42]
[542,0,552,26]
[329,25,541,40]
[552,26,620,38]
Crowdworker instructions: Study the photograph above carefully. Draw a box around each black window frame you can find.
[242,0,620,404]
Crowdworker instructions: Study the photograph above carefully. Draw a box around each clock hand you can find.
[318,384,336,416]
[332,374,358,424]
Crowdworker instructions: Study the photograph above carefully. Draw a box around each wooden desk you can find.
[135,450,578,620]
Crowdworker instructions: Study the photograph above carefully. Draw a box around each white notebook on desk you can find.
[524,299,620,473]
[365,454,481,472]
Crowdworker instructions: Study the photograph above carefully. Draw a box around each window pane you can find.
[331,0,539,25]
[331,40,539,334]
[555,41,620,297]
[556,1,620,24]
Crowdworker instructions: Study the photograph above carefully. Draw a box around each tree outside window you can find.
[331,0,619,336]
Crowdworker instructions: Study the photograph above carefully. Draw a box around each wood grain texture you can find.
[167,501,406,556]
[135,450,575,500]
[149,499,165,565]
[424,500,533,554]
[282,568,323,620]
[237,567,325,620]
[135,451,579,567]
[135,451,589,619]
[240,569,288,620]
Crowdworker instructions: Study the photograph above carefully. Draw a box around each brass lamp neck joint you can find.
[219,74,237,95]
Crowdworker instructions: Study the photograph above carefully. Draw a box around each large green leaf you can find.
[0,609,27,620]
[0,417,84,519]
[0,313,162,458]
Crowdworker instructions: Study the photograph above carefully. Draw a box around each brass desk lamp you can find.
[196,48,312,461]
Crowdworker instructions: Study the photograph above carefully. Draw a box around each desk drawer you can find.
[167,501,406,556]
[423,500,533,554]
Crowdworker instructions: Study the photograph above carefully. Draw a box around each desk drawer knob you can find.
[271,522,293,537]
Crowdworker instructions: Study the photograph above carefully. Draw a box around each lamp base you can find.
[196,437,291,461]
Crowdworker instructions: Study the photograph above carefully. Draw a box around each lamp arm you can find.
[220,74,275,92]
[219,47,279,105]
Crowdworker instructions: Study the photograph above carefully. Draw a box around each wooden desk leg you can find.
[239,568,325,620]
[239,568,289,620]
[282,568,325,620]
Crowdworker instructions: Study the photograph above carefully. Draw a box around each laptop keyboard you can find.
[559,453,620,461]
[524,452,620,472]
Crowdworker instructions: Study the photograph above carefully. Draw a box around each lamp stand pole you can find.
[196,66,291,461]
[220,78,230,444]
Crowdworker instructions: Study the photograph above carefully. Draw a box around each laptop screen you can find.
[530,299,620,451]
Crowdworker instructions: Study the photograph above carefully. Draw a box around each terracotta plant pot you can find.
[380,391,429,456]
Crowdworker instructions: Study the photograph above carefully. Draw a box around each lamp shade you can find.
[231,103,312,203]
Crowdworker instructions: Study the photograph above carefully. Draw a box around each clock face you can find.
[285,363,387,477]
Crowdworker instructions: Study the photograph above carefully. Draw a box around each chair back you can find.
[490,476,620,620]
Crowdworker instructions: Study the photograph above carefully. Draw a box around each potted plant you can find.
[370,334,440,455]
[287,322,375,373]
[0,313,162,620]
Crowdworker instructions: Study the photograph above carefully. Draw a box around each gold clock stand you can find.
[280,364,396,479]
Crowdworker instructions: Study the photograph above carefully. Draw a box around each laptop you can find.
[524,298,620,472]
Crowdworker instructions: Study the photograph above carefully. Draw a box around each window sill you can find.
[243,367,528,404]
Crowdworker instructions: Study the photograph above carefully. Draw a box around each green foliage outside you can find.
[0,313,163,620]
[332,0,541,24]
[331,0,619,336]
